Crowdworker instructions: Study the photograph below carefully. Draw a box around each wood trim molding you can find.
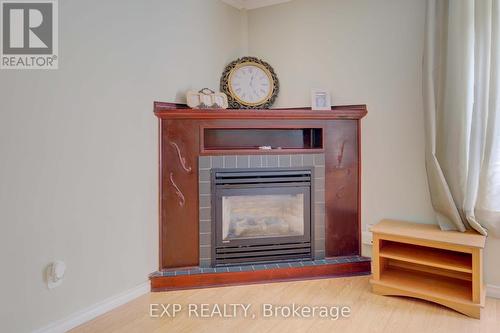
[357,119,362,255]
[151,261,371,291]
[154,102,368,120]
[158,118,164,269]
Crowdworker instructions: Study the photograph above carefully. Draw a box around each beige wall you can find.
[246,0,500,289]
[247,0,436,234]
[0,1,242,332]
[485,239,500,289]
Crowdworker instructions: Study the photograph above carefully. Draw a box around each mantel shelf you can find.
[154,102,368,120]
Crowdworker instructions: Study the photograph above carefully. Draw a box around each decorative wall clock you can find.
[220,57,279,109]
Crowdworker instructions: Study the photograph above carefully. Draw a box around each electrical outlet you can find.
[362,223,375,245]
[46,261,66,289]
[362,231,373,245]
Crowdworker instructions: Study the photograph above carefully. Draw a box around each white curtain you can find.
[423,0,500,236]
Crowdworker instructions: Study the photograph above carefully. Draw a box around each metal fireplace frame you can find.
[211,167,314,266]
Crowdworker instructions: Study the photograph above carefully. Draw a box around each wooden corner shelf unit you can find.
[370,219,486,319]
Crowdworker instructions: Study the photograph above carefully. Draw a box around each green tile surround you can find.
[198,154,326,267]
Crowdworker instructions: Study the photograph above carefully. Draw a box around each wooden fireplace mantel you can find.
[152,101,369,290]
[154,102,368,120]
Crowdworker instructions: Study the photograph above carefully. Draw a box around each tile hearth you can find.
[150,256,371,277]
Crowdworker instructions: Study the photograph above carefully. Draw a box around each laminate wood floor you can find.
[71,276,500,333]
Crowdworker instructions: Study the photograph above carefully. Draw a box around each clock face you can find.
[229,63,273,106]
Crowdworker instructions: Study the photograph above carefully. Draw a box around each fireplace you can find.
[212,168,313,266]
[151,103,370,291]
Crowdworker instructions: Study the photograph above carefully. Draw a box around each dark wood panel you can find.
[325,120,360,257]
[151,261,371,291]
[160,119,199,268]
[324,120,360,257]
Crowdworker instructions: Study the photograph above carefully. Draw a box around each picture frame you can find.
[311,89,332,110]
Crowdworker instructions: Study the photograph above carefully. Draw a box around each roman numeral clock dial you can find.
[220,57,279,109]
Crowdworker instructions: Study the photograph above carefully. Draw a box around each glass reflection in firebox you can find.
[222,194,304,241]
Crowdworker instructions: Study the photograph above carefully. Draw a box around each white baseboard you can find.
[33,281,151,333]
[487,284,500,299]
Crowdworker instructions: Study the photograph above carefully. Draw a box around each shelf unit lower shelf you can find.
[379,242,472,273]
[371,267,473,303]
[370,220,486,319]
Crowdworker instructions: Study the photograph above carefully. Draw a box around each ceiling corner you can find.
[221,0,245,10]
[221,0,293,10]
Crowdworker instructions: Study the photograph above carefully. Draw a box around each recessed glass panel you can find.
[222,193,304,241]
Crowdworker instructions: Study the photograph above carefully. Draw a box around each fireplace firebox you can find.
[212,168,313,266]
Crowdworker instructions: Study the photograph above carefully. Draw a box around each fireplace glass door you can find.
[215,186,311,247]
[222,193,304,241]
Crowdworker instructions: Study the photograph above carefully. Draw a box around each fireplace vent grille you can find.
[215,242,311,266]
[214,169,312,185]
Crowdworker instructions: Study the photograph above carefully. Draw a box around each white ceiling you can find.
[221,0,292,10]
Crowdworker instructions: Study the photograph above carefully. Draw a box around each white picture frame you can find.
[311,89,332,110]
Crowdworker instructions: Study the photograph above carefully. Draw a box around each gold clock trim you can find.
[220,56,279,109]
[227,61,274,107]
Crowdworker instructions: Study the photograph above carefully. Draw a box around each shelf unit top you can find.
[371,220,486,249]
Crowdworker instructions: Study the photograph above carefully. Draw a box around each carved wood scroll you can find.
[169,172,185,207]
[170,141,192,173]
